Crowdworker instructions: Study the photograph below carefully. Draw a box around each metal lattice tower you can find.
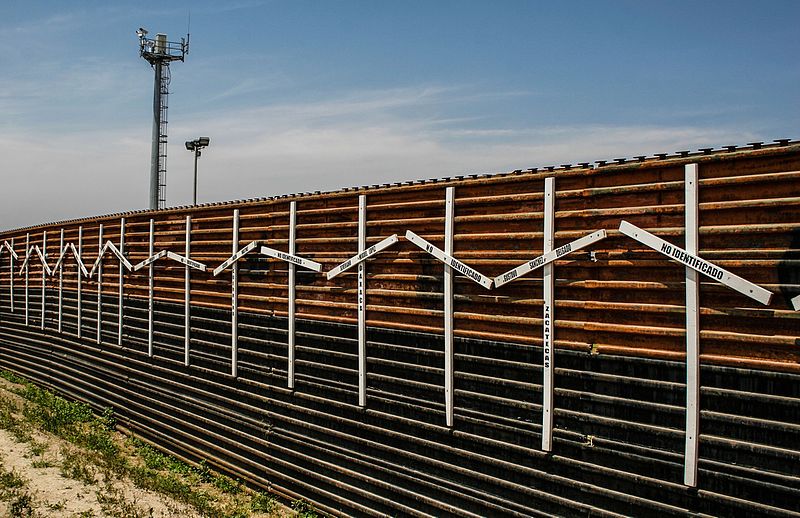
[137,29,188,210]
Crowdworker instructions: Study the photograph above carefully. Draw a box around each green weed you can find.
[0,375,289,517]
[96,482,153,518]
[0,371,25,384]
[212,473,242,494]
[292,499,318,518]
[0,462,35,518]
[21,383,93,441]
[0,467,26,492]
[59,446,96,485]
[8,490,35,517]
[30,459,55,469]
[250,491,276,512]
[26,440,47,458]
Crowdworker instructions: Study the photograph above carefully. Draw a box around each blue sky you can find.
[1,1,798,230]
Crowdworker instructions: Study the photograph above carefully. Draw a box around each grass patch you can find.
[0,395,33,445]
[0,460,37,518]
[60,446,97,485]
[26,439,47,458]
[96,482,153,518]
[0,371,25,385]
[8,490,35,517]
[0,371,291,517]
[292,499,318,518]
[0,466,26,493]
[251,491,277,513]
[30,459,55,469]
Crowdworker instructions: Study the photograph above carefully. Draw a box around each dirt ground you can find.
[0,425,201,517]
[0,377,291,518]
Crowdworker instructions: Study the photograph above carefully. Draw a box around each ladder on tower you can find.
[157,65,171,209]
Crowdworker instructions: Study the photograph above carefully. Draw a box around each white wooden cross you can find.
[493,177,607,452]
[19,236,52,328]
[326,194,400,407]
[51,229,89,336]
[405,187,493,427]
[136,219,207,358]
[0,240,18,313]
[618,163,773,487]
[260,201,323,389]
[212,210,259,377]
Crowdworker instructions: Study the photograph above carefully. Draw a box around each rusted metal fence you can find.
[0,141,798,515]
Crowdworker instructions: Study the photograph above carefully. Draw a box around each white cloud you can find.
[0,86,760,232]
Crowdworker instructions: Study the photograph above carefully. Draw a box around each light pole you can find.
[185,137,210,205]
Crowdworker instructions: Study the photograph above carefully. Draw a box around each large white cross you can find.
[492,177,607,452]
[133,219,207,360]
[405,187,493,427]
[618,163,773,487]
[259,201,323,389]
[326,194,400,407]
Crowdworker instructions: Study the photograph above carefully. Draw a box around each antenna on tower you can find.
[137,27,190,210]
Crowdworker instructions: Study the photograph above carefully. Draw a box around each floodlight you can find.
[186,137,211,205]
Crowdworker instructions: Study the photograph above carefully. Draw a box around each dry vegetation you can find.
[0,372,316,518]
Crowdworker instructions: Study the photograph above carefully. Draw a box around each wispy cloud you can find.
[0,58,144,132]
[4,13,78,35]
[0,84,761,231]
[164,87,758,207]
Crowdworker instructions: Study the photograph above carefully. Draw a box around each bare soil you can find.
[0,425,199,517]
[0,377,293,518]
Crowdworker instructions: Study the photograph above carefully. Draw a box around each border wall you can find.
[0,142,798,516]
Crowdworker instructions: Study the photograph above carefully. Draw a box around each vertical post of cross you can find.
[444,187,455,427]
[231,209,239,378]
[77,226,83,337]
[25,233,29,326]
[148,219,155,357]
[41,231,47,330]
[9,237,14,313]
[185,215,191,367]
[58,229,63,332]
[97,224,103,343]
[358,195,367,407]
[684,163,700,487]
[118,218,125,346]
[542,177,555,451]
[288,201,297,389]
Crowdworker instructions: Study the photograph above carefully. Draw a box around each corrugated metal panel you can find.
[0,142,798,515]
[0,300,797,516]
[1,144,798,371]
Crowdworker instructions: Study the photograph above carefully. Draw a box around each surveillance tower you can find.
[137,28,189,210]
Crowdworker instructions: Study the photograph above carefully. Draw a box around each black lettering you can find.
[556,243,572,257]
[530,256,545,269]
